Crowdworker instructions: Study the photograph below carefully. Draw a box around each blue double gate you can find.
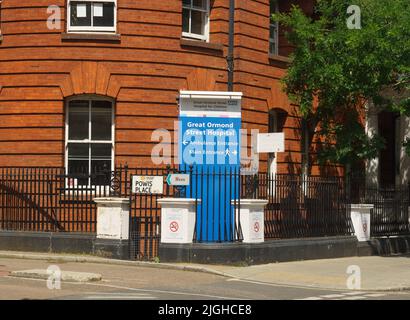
[180,165,242,242]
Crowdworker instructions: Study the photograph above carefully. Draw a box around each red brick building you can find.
[0,0,325,176]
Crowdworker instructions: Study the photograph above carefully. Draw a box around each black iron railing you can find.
[243,173,352,239]
[0,166,129,232]
[346,177,410,236]
[1,166,409,243]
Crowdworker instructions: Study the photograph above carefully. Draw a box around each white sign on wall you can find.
[163,210,184,241]
[93,3,103,17]
[256,133,285,153]
[158,198,197,244]
[250,210,264,242]
[132,176,163,194]
[166,174,190,186]
[76,3,87,18]
[179,91,242,118]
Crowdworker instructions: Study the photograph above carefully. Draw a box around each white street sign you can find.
[166,174,190,186]
[132,176,163,194]
[256,133,285,153]
[179,91,242,118]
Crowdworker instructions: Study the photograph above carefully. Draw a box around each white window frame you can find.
[269,0,279,55]
[65,95,115,189]
[182,0,210,42]
[67,0,117,33]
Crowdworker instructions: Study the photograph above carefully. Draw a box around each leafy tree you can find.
[273,0,410,175]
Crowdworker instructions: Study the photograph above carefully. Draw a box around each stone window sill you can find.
[61,33,121,42]
[180,38,224,53]
[269,54,291,66]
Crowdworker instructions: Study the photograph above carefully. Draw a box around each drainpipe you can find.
[227,0,235,92]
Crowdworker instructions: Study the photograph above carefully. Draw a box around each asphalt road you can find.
[0,258,410,300]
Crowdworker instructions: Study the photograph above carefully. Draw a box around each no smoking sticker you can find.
[170,221,179,233]
[254,222,260,233]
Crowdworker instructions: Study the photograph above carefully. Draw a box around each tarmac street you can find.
[0,251,410,300]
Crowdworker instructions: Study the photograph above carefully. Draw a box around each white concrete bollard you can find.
[94,198,130,240]
[233,199,268,243]
[350,204,374,242]
[157,198,199,244]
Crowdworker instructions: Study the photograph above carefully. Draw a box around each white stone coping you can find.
[350,204,374,210]
[231,199,268,206]
[157,198,201,205]
[93,197,129,205]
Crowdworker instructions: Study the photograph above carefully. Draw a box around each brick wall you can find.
[0,0,341,175]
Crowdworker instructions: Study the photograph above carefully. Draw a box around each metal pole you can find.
[227,0,235,92]
[0,1,2,36]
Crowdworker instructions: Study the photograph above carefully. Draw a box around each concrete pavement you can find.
[2,255,410,300]
[1,250,410,292]
[179,255,410,291]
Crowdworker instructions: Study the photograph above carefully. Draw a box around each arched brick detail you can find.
[184,68,217,91]
[267,82,291,111]
[60,62,119,98]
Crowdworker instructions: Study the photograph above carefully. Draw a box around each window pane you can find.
[182,0,191,8]
[93,2,115,27]
[91,101,112,140]
[91,143,112,184]
[270,24,277,39]
[269,23,278,54]
[68,143,89,183]
[92,100,112,110]
[68,101,89,140]
[270,42,277,55]
[68,160,90,185]
[182,9,190,33]
[191,10,205,35]
[270,0,278,14]
[68,143,89,160]
[91,160,111,185]
[193,0,206,10]
[91,159,111,172]
[270,0,279,54]
[91,143,112,160]
[70,1,92,27]
[68,160,89,174]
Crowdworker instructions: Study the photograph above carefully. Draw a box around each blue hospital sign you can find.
[180,117,241,166]
[179,92,242,166]
[178,91,242,242]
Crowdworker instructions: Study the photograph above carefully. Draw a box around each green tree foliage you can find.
[274,0,410,170]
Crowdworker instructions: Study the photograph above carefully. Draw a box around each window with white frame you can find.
[182,0,210,41]
[66,98,114,186]
[269,0,279,55]
[67,0,116,33]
